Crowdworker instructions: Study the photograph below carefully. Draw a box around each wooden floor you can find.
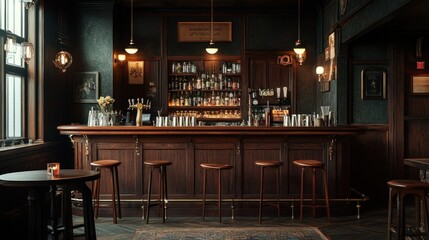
[70,206,388,240]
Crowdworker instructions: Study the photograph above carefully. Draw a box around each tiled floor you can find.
[72,206,388,240]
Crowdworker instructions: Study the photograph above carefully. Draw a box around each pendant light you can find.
[53,37,73,73]
[20,0,37,9]
[205,0,218,54]
[125,0,138,54]
[293,0,305,65]
[21,42,35,64]
[53,51,73,72]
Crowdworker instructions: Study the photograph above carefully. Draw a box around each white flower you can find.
[97,95,115,113]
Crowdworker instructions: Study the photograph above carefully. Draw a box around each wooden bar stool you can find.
[387,179,429,240]
[293,159,330,223]
[201,163,233,223]
[255,160,284,224]
[91,160,121,224]
[144,160,172,224]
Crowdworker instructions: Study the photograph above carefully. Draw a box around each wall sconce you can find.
[316,66,325,81]
[21,0,38,9]
[117,54,126,62]
[21,42,34,64]
[4,36,17,53]
[53,51,73,73]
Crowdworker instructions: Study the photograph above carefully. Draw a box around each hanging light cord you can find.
[297,0,301,43]
[210,0,214,42]
[130,0,134,43]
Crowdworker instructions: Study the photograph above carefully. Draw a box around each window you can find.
[1,0,27,145]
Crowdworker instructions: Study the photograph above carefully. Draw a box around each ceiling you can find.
[118,0,322,10]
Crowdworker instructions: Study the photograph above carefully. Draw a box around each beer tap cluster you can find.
[128,98,151,126]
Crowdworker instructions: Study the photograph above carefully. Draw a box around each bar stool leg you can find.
[157,167,162,217]
[114,165,121,218]
[163,166,168,222]
[92,167,101,220]
[276,165,281,220]
[322,168,330,222]
[160,166,166,223]
[202,168,207,221]
[421,192,429,239]
[109,167,117,224]
[299,167,305,223]
[387,188,393,239]
[218,169,222,223]
[397,192,405,240]
[312,168,316,218]
[258,166,265,224]
[146,166,153,224]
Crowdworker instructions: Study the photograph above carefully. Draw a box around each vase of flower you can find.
[97,96,115,126]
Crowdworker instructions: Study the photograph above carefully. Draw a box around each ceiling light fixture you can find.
[53,37,73,73]
[293,0,306,65]
[4,36,17,53]
[20,0,37,9]
[21,42,34,64]
[205,0,218,55]
[125,0,138,54]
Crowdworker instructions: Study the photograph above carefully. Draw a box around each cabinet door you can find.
[93,141,141,200]
[142,139,192,198]
[248,53,294,110]
[286,140,327,197]
[241,138,284,198]
[194,138,238,197]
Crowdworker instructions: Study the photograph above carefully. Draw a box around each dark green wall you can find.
[70,3,114,124]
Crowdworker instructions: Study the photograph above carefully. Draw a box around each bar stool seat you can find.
[387,179,429,240]
[144,160,172,224]
[255,160,284,224]
[91,160,121,224]
[293,159,330,223]
[200,163,233,223]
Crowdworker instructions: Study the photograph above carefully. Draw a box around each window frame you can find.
[0,0,28,146]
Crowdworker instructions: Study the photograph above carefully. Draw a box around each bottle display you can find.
[168,60,241,123]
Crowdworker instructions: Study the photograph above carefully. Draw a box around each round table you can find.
[0,169,100,240]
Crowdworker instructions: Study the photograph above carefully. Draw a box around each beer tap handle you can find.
[132,99,135,105]
[128,99,131,108]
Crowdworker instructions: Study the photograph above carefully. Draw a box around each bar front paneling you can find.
[58,125,363,217]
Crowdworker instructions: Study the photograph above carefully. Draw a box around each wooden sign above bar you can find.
[177,22,232,42]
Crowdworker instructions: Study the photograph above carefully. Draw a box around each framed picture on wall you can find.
[128,61,144,85]
[411,74,429,94]
[361,68,387,100]
[73,71,99,103]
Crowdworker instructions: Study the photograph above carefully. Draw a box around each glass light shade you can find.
[4,37,17,53]
[293,47,306,55]
[293,40,306,55]
[125,41,138,54]
[205,41,218,54]
[118,54,126,61]
[316,66,324,75]
[21,0,37,9]
[53,51,73,73]
[21,42,34,64]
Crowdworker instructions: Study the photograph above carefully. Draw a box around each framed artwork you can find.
[361,68,387,100]
[128,61,144,85]
[411,74,429,94]
[177,22,232,42]
[73,71,99,103]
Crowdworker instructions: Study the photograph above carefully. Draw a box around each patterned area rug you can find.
[132,227,329,240]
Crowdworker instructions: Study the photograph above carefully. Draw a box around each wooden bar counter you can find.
[57,125,364,217]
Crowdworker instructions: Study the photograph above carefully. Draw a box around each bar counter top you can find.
[57,125,364,136]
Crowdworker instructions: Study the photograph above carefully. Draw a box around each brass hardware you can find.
[134,136,140,156]
[68,134,74,144]
[329,138,336,161]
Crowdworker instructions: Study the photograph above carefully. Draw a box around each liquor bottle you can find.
[196,77,202,90]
